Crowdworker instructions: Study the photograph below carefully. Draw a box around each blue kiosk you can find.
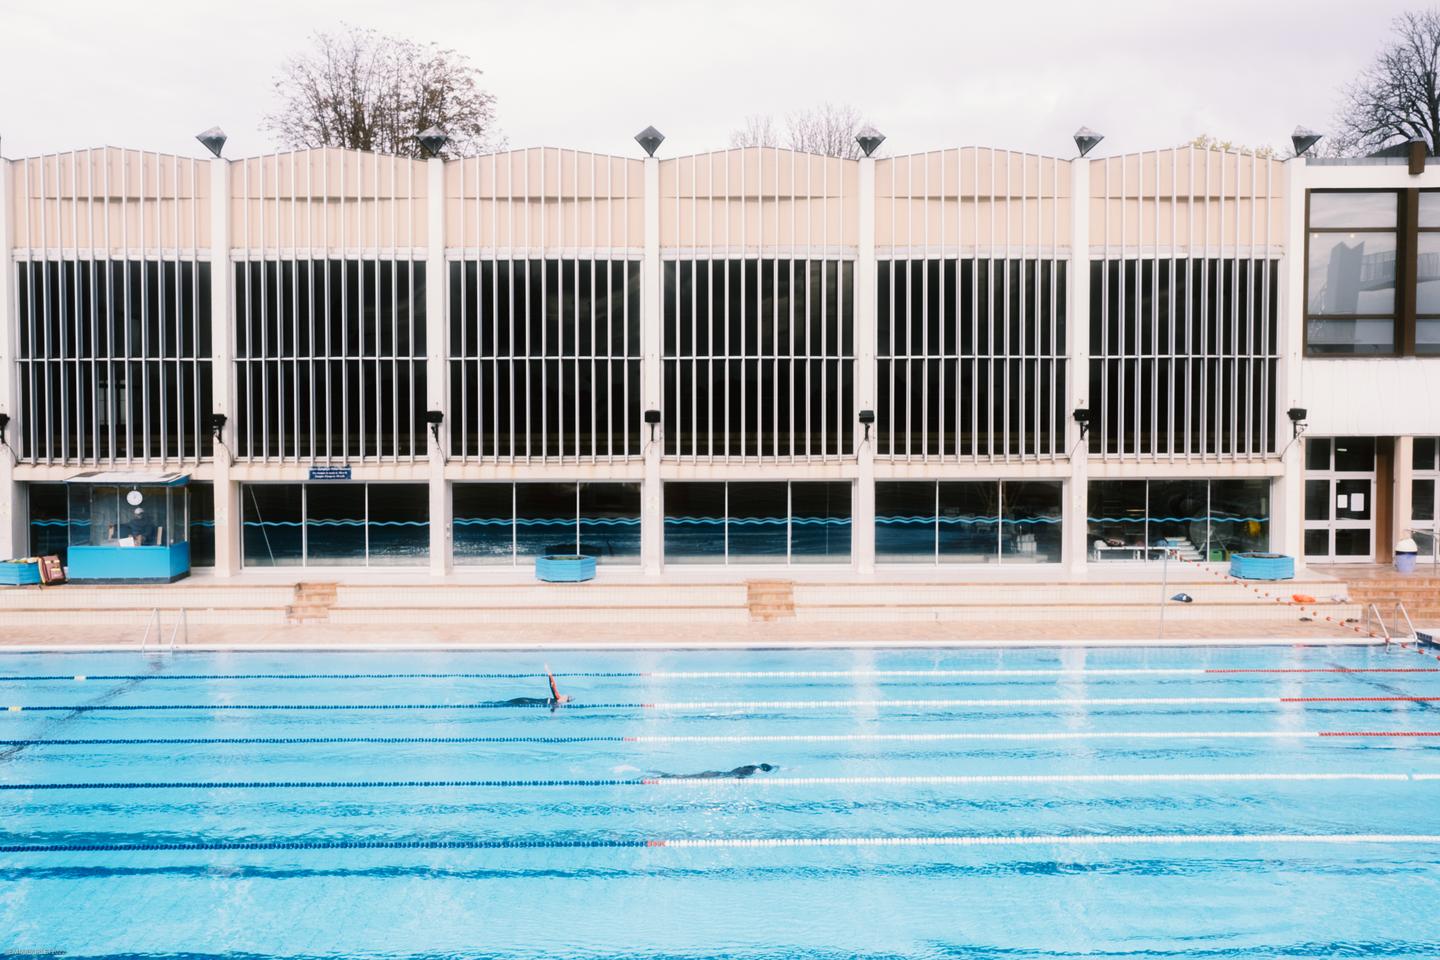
[65,472,192,583]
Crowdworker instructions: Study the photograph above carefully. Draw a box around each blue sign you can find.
[308,466,352,481]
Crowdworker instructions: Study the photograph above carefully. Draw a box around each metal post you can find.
[1064,154,1092,575]
[208,155,239,576]
[641,155,663,574]
[427,156,450,576]
[854,153,877,574]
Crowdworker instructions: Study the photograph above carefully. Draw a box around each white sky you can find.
[0,0,1417,160]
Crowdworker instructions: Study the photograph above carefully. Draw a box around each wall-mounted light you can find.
[195,126,227,159]
[425,410,445,446]
[1287,407,1308,440]
[855,127,886,158]
[634,126,665,158]
[1290,126,1323,157]
[418,127,449,159]
[1072,407,1091,439]
[644,408,662,442]
[858,408,876,441]
[208,412,227,441]
[0,412,9,445]
[1073,126,1104,158]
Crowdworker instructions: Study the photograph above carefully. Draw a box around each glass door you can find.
[1412,437,1439,563]
[1303,437,1377,562]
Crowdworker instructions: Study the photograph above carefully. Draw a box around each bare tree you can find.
[1184,134,1277,158]
[1332,9,1440,156]
[728,103,874,158]
[264,24,502,157]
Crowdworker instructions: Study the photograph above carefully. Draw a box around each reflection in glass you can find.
[938,481,1000,563]
[1306,232,1396,316]
[1305,480,1330,522]
[454,484,515,565]
[1333,437,1376,472]
[243,484,304,567]
[189,482,215,568]
[1087,481,1148,560]
[1149,480,1210,556]
[1416,437,1439,472]
[27,482,70,565]
[1413,478,1435,523]
[367,484,428,565]
[876,481,936,562]
[515,483,578,559]
[1304,529,1329,557]
[1335,528,1370,557]
[1210,479,1270,555]
[306,485,366,565]
[579,483,641,564]
[728,482,788,561]
[1419,192,1440,228]
[1309,192,1397,228]
[790,482,851,563]
[1001,481,1062,563]
[1416,234,1440,314]
[665,482,726,564]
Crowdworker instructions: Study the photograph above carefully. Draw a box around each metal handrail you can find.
[1365,600,1417,643]
[140,608,186,651]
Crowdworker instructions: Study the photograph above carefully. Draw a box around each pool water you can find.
[2,644,1439,959]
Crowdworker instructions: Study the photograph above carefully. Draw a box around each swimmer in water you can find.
[655,763,777,780]
[498,670,573,709]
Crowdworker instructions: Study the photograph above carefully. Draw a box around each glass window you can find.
[1413,478,1435,523]
[367,484,429,566]
[1333,437,1376,472]
[664,482,726,564]
[789,482,851,563]
[579,483,641,564]
[1304,529,1330,557]
[1305,438,1332,472]
[1335,528,1371,557]
[454,484,515,565]
[1419,192,1440,228]
[727,482,788,562]
[243,484,304,567]
[1087,481,1147,561]
[1148,480,1210,557]
[876,481,936,563]
[515,483,578,559]
[189,482,215,568]
[1306,233,1397,317]
[1309,192,1398,229]
[1416,438,1439,472]
[1210,479,1270,556]
[1305,479,1330,522]
[26,482,70,565]
[1001,481,1062,563]
[306,485,366,566]
[938,481,1000,564]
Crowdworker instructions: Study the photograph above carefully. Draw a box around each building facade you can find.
[2,135,1437,577]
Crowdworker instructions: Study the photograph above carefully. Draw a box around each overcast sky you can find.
[0,0,1420,160]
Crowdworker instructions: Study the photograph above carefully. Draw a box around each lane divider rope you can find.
[4,771,1433,792]
[4,833,1439,854]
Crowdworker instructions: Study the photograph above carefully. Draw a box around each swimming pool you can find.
[2,644,1438,958]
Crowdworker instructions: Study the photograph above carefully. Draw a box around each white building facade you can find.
[1,134,1436,577]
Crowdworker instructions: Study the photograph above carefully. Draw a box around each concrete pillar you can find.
[426,156,450,576]
[208,156,240,576]
[640,155,663,575]
[1273,157,1307,565]
[0,156,20,559]
[1394,434,1415,553]
[853,155,877,574]
[1063,156,1091,576]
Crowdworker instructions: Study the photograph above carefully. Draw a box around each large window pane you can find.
[1305,438,1332,471]
[1149,480,1210,558]
[1415,437,1438,472]
[454,484,514,565]
[1336,528,1371,557]
[306,485,366,566]
[1210,479,1270,556]
[1305,480,1330,522]
[1412,478,1435,523]
[1419,192,1440,227]
[727,482,788,561]
[1309,192,1398,229]
[1001,481,1062,563]
[876,481,936,562]
[367,484,428,566]
[1087,481,1148,561]
[790,482,851,563]
[189,481,215,568]
[579,482,641,564]
[243,484,303,567]
[1334,437,1375,472]
[515,483,577,559]
[1306,233,1396,317]
[665,482,726,564]
[26,482,70,565]
[938,481,1000,564]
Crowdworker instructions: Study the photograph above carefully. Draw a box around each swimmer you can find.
[655,763,777,780]
[497,670,573,709]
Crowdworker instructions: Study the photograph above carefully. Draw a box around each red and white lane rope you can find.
[642,772,1439,787]
[621,730,1440,743]
[651,833,1440,849]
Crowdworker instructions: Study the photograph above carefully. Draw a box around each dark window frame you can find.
[1303,189,1412,357]
[1415,191,1440,355]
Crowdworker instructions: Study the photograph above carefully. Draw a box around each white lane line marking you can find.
[625,731,1430,743]
[657,833,1440,849]
[647,772,1440,787]
[635,697,1423,708]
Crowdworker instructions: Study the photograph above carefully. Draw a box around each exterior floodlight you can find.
[1072,407,1091,438]
[855,126,886,158]
[1287,407,1308,440]
[858,408,876,440]
[634,126,665,158]
[425,409,445,446]
[644,408,662,441]
[208,412,227,440]
[0,412,9,448]
[418,127,449,158]
[195,126,227,159]
[1291,126,1323,157]
[1073,126,1104,158]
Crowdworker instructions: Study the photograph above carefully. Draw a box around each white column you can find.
[0,156,20,559]
[1273,157,1307,565]
[1394,434,1414,555]
[1064,156,1091,576]
[640,155,663,575]
[853,155,877,574]
[208,156,240,576]
[426,156,450,576]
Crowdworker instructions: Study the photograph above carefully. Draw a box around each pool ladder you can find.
[1362,600,1416,644]
[140,608,187,652]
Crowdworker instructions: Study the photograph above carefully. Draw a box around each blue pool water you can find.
[1,644,1439,958]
